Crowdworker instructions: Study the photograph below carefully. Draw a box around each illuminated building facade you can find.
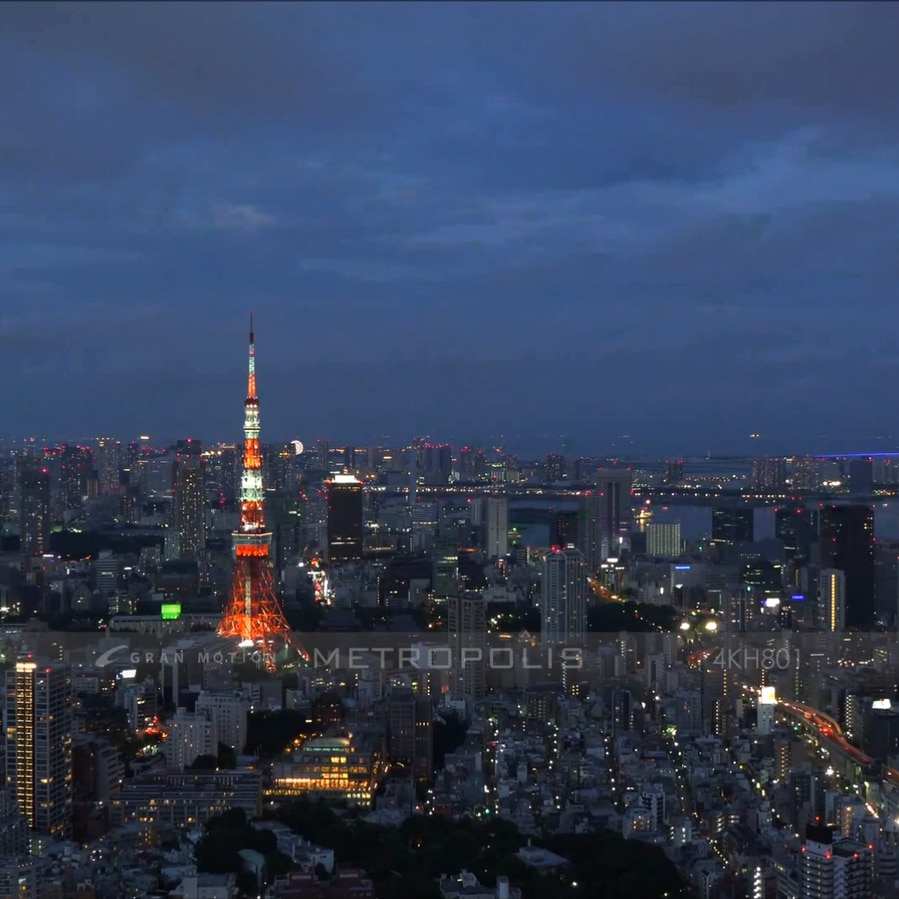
[17,463,50,557]
[540,546,587,645]
[5,661,73,836]
[217,318,292,653]
[111,769,261,828]
[271,736,375,806]
[818,569,846,633]
[172,442,206,561]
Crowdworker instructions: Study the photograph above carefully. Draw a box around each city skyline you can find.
[3,4,899,451]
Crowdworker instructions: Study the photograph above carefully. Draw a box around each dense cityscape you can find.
[5,3,899,899]
[1,316,899,899]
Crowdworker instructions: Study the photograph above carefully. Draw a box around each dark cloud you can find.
[2,3,899,451]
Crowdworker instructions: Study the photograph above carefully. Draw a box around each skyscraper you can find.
[59,445,93,511]
[578,468,632,570]
[447,593,486,705]
[776,507,819,563]
[541,547,587,645]
[711,507,754,547]
[326,474,364,562]
[819,505,876,629]
[484,497,509,559]
[18,463,50,557]
[172,443,206,561]
[646,522,682,559]
[386,688,433,785]
[5,661,73,836]
[95,437,124,495]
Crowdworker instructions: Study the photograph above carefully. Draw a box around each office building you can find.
[646,522,682,559]
[172,444,206,560]
[551,511,579,549]
[431,531,459,600]
[540,547,587,645]
[484,497,509,559]
[818,569,846,633]
[18,463,50,557]
[327,474,364,562]
[195,691,250,754]
[163,708,215,769]
[711,508,754,547]
[447,593,487,704]
[5,661,73,837]
[819,505,876,629]
[776,507,819,563]
[111,769,262,827]
[578,469,632,569]
[386,688,433,785]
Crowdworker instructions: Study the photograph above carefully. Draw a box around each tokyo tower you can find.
[217,315,291,655]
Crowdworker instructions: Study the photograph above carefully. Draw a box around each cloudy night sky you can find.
[2,2,898,455]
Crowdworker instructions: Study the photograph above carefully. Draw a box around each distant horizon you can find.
[3,433,899,463]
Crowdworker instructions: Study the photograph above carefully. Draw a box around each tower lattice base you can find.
[218,557,291,657]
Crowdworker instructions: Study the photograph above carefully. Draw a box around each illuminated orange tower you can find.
[217,316,291,654]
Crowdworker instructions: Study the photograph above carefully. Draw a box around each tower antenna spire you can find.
[249,311,254,345]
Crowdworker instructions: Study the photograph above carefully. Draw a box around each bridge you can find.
[776,698,879,782]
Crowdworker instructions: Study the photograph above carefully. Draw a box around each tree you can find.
[217,742,237,769]
[188,754,219,771]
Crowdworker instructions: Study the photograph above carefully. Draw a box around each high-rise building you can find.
[447,593,486,705]
[422,444,452,486]
[577,469,632,570]
[752,457,787,493]
[163,708,215,769]
[95,437,124,495]
[776,507,819,563]
[484,497,509,559]
[848,459,874,497]
[316,439,330,472]
[386,688,433,785]
[646,522,682,559]
[172,443,206,561]
[819,505,876,629]
[711,507,754,547]
[327,474,364,562]
[458,446,485,482]
[818,569,846,633]
[5,661,73,836]
[543,454,565,483]
[431,531,459,600]
[551,511,579,549]
[195,691,250,755]
[18,463,50,556]
[541,547,587,645]
[661,459,684,487]
[59,444,93,511]
[799,823,872,899]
